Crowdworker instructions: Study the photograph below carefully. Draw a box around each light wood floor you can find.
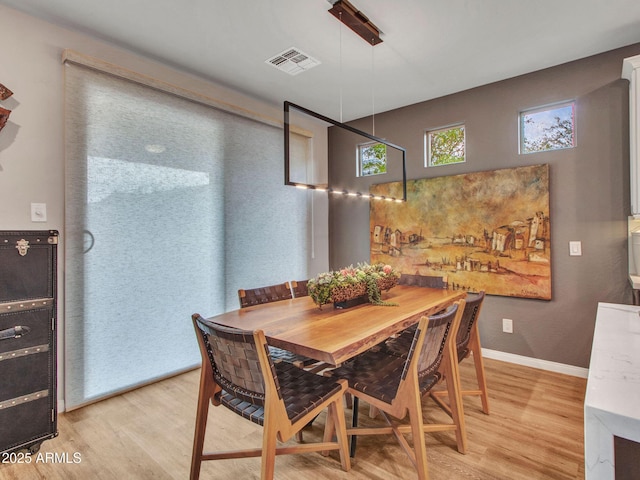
[1,357,587,479]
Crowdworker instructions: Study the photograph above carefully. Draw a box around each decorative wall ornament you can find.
[0,83,13,133]
[0,107,10,132]
[370,164,551,300]
[0,83,12,100]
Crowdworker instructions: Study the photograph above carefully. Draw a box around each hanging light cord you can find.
[339,12,344,124]
[371,37,376,136]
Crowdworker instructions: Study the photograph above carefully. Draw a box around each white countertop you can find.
[584,302,640,479]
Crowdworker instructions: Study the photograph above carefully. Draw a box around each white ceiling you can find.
[3,0,640,121]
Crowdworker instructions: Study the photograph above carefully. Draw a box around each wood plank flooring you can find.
[0,357,587,479]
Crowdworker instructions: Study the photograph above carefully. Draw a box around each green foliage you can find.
[429,126,465,166]
[360,143,387,176]
[307,262,399,308]
[364,275,398,307]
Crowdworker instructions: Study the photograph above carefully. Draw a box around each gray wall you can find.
[328,43,640,368]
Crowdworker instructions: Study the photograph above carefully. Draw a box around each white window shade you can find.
[64,60,311,409]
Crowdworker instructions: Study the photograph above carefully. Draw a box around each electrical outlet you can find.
[502,318,513,334]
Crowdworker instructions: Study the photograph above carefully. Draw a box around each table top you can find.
[585,302,640,430]
[584,302,640,479]
[204,285,466,366]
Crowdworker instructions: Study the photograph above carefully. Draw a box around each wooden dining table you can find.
[206,285,466,366]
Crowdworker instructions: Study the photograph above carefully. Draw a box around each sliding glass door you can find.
[64,60,313,409]
[65,65,223,409]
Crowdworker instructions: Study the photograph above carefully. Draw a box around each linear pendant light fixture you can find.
[283,0,406,202]
[284,101,406,202]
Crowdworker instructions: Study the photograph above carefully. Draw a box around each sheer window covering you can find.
[64,54,311,409]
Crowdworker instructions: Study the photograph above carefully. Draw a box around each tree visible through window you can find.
[520,102,575,154]
[427,125,465,166]
[359,142,387,176]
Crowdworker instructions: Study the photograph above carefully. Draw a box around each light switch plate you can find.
[31,202,47,222]
[502,318,513,333]
[569,241,582,256]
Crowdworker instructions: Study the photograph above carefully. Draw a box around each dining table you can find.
[205,285,467,367]
[203,284,467,457]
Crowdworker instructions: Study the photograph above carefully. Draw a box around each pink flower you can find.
[383,265,393,274]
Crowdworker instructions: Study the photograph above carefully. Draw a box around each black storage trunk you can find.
[0,230,58,454]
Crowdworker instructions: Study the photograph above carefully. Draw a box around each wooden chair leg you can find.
[444,355,467,454]
[191,369,216,480]
[408,394,430,480]
[327,399,351,471]
[322,405,336,457]
[344,392,353,409]
[261,417,278,480]
[469,330,490,414]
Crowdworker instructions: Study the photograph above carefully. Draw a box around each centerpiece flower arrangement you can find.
[307,262,400,309]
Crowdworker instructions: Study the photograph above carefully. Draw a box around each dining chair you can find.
[380,273,450,358]
[290,279,309,298]
[430,291,489,414]
[326,300,467,480]
[238,283,316,369]
[399,273,448,289]
[238,282,293,307]
[190,314,351,480]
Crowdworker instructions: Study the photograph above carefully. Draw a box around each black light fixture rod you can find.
[284,101,407,202]
[285,101,404,151]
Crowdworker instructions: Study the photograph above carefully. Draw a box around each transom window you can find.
[520,101,575,154]
[426,124,465,167]
[358,142,387,176]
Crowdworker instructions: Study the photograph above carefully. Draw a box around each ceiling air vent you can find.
[265,47,320,76]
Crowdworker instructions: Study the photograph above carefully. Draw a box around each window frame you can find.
[425,123,466,167]
[357,141,388,177]
[519,101,576,155]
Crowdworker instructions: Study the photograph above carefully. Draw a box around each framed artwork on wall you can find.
[370,164,551,300]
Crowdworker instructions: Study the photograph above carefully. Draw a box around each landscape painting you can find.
[370,164,551,300]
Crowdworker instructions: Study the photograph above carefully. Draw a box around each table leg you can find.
[350,397,359,457]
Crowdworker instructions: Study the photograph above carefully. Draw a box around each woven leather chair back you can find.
[454,291,485,360]
[401,303,459,382]
[238,282,292,308]
[193,316,282,405]
[398,273,448,289]
[290,280,309,298]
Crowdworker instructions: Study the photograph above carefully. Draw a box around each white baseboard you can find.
[482,348,589,379]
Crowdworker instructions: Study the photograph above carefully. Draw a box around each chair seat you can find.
[219,361,345,425]
[379,326,416,359]
[331,349,442,405]
[219,393,266,425]
[268,346,317,367]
